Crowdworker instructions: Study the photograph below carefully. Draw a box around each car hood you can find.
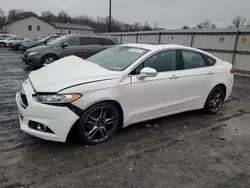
[22,41,39,46]
[26,45,50,52]
[29,56,122,92]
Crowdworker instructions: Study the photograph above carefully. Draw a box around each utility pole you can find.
[109,0,112,32]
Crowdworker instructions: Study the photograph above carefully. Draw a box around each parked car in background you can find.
[22,34,119,68]
[20,35,59,52]
[9,37,42,51]
[16,44,234,144]
[0,34,16,40]
[0,36,25,47]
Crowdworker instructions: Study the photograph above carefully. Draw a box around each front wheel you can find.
[16,44,21,51]
[203,86,226,114]
[42,55,58,65]
[0,43,6,48]
[78,102,120,145]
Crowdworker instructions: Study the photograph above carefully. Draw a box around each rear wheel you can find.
[16,44,21,51]
[78,102,120,145]
[0,43,6,48]
[203,85,226,114]
[42,54,58,65]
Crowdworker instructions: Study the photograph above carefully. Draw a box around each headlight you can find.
[33,94,81,104]
[28,51,39,56]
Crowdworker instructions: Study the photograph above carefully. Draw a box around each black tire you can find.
[42,54,58,65]
[78,102,120,145]
[203,85,226,114]
[0,42,6,48]
[16,44,21,51]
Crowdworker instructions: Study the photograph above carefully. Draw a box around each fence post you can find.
[158,32,162,44]
[136,33,139,43]
[120,34,123,44]
[190,32,194,47]
[232,30,240,66]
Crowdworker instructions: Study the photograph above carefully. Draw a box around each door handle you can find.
[78,49,86,52]
[169,75,179,79]
[207,71,214,75]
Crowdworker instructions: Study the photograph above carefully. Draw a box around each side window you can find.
[65,37,80,46]
[102,38,115,45]
[143,50,177,73]
[28,25,32,31]
[37,26,41,31]
[182,50,207,69]
[204,55,216,66]
[80,37,101,45]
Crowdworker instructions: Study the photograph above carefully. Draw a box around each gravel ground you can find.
[0,48,250,188]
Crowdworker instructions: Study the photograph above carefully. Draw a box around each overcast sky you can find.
[1,0,250,29]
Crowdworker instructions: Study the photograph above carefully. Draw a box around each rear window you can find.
[80,37,101,45]
[205,55,216,66]
[102,38,116,45]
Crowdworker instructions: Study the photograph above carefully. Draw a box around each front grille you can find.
[20,90,28,108]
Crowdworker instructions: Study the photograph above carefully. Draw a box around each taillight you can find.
[230,67,234,74]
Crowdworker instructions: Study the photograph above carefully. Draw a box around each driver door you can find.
[60,37,82,58]
[119,50,182,125]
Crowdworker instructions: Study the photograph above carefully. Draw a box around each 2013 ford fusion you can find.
[16,44,234,144]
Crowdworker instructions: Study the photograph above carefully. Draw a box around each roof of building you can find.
[1,15,94,31]
[1,15,55,27]
[50,22,94,31]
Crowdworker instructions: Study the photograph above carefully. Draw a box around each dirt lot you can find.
[0,48,250,188]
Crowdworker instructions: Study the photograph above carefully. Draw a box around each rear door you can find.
[101,38,117,50]
[78,37,102,59]
[60,36,81,58]
[176,50,213,110]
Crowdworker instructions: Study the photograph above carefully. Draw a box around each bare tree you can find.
[230,16,246,28]
[57,11,71,23]
[0,9,6,27]
[41,11,56,22]
[142,22,152,31]
[182,25,190,29]
[197,19,216,29]
[7,9,24,21]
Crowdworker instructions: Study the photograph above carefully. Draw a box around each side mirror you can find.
[137,67,157,79]
[61,42,68,48]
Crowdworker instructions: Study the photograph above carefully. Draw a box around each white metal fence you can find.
[102,28,250,73]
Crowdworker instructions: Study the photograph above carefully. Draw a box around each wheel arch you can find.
[41,53,59,62]
[66,99,124,141]
[0,42,6,46]
[204,83,227,107]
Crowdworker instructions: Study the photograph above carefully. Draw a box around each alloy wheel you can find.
[83,107,118,143]
[44,56,56,64]
[208,89,224,112]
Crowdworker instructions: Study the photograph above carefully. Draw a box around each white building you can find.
[1,15,94,37]
[51,22,94,35]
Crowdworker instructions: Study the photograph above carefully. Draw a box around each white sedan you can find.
[0,36,25,47]
[16,44,234,144]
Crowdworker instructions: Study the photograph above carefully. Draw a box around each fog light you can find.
[28,121,54,134]
[37,123,46,132]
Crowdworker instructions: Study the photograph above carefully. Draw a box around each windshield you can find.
[23,38,32,42]
[38,36,50,43]
[7,37,15,40]
[47,35,69,46]
[87,46,149,71]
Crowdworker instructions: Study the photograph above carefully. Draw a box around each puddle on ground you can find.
[218,115,250,141]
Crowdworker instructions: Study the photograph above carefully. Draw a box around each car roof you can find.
[67,34,117,39]
[122,43,218,59]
